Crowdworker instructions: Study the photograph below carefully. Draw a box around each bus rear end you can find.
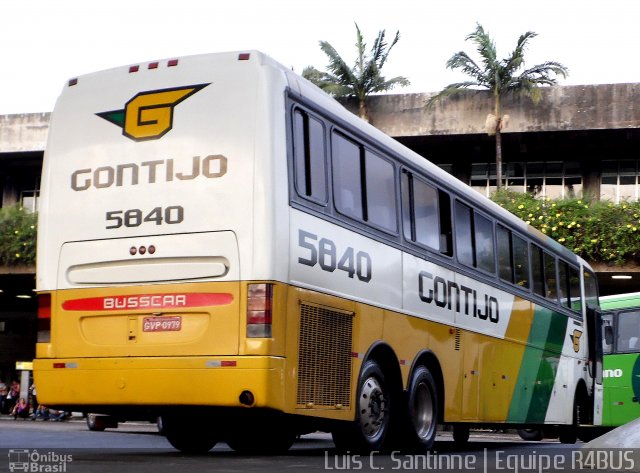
[34,52,291,448]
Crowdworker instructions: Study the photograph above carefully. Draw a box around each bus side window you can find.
[332,132,363,220]
[568,265,582,312]
[454,202,495,272]
[512,234,530,289]
[474,213,495,274]
[293,109,327,203]
[497,225,513,283]
[543,251,558,302]
[365,150,397,232]
[332,131,397,233]
[583,269,599,308]
[454,201,474,267]
[401,172,452,255]
[559,260,582,312]
[531,244,545,297]
[558,260,570,308]
[437,190,452,256]
[617,310,640,353]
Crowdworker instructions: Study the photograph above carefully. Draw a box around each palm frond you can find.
[425,81,485,108]
[319,40,358,88]
[446,51,487,83]
[304,23,409,116]
[503,31,536,73]
[521,61,569,80]
[467,23,498,75]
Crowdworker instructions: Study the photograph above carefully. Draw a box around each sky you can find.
[1,0,638,114]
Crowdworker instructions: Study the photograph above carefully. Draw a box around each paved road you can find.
[0,418,629,473]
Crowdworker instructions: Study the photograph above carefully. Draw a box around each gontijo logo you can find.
[96,83,209,141]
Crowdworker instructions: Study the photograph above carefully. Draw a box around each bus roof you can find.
[600,292,640,310]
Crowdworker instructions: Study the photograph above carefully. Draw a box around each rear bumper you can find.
[33,356,286,410]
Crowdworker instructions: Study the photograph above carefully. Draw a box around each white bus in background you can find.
[35,51,602,454]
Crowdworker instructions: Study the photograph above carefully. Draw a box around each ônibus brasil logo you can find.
[96,83,209,141]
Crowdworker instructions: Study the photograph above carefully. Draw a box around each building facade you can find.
[0,113,48,383]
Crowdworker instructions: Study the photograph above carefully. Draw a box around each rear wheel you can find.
[517,429,544,441]
[86,414,117,431]
[332,360,392,453]
[162,414,218,454]
[402,366,438,451]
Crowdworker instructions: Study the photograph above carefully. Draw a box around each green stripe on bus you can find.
[507,306,568,423]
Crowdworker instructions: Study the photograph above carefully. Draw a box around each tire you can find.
[162,414,218,454]
[402,366,438,451]
[332,360,392,453]
[155,416,164,435]
[86,414,116,431]
[452,425,470,445]
[517,429,544,441]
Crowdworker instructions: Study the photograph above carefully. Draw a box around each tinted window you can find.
[455,202,474,267]
[401,172,412,241]
[584,269,599,308]
[513,234,530,289]
[558,260,570,308]
[401,172,452,255]
[616,310,640,353]
[332,133,362,220]
[365,151,396,232]
[531,245,545,296]
[544,252,558,301]
[497,225,512,282]
[293,110,326,203]
[475,213,495,274]
[569,266,582,312]
[414,178,440,249]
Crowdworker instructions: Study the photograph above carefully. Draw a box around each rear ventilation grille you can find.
[297,303,353,408]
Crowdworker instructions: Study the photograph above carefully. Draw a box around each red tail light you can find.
[37,293,51,343]
[247,284,273,338]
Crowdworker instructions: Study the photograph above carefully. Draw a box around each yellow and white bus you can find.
[35,51,602,453]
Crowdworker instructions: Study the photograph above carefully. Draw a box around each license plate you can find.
[142,316,182,332]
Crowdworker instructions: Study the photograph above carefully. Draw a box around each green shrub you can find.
[0,205,37,266]
[492,190,640,266]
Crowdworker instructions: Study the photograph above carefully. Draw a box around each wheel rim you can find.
[359,376,387,439]
[413,381,435,439]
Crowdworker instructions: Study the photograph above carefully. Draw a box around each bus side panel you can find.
[602,353,640,426]
[506,305,572,424]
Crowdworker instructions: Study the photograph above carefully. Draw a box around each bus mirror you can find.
[604,325,614,346]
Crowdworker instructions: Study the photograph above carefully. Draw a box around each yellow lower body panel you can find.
[33,356,285,410]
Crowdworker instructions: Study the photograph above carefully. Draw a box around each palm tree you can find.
[428,23,568,189]
[303,23,410,122]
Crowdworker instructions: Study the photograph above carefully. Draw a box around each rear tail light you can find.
[37,293,52,343]
[247,284,273,338]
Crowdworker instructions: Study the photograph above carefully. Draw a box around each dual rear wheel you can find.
[332,360,439,453]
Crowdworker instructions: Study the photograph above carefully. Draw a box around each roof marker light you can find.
[68,78,78,86]
[129,65,140,73]
[168,59,179,67]
[148,62,159,70]
[238,53,251,61]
